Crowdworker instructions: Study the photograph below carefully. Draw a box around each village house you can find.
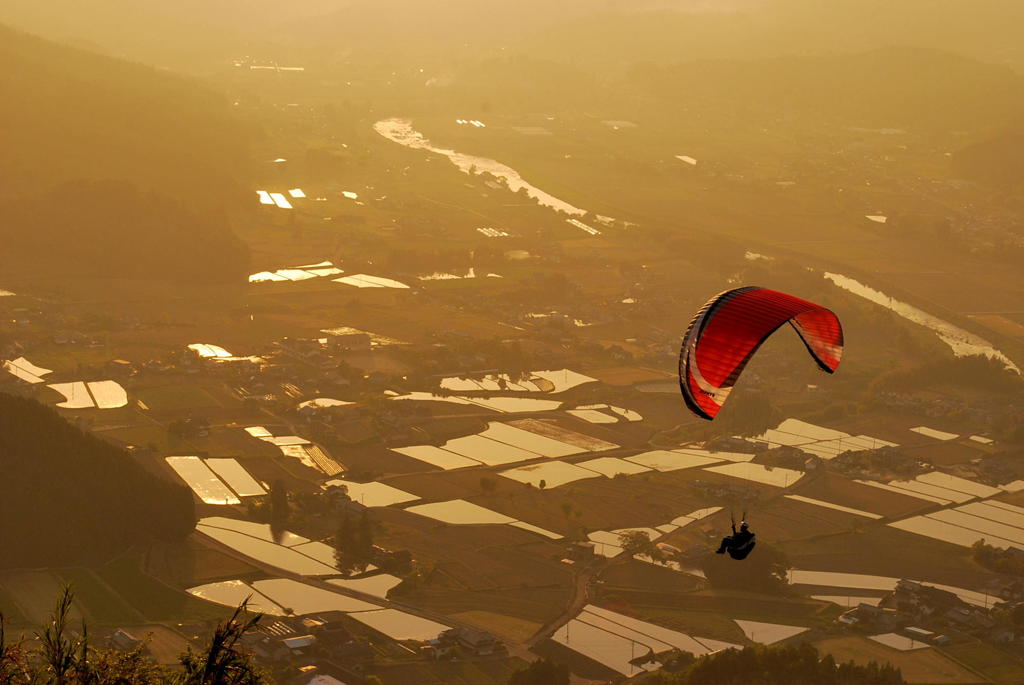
[435,627,504,657]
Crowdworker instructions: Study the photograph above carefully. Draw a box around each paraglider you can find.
[678,286,843,420]
[716,519,756,560]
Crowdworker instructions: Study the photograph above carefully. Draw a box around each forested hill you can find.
[0,393,195,567]
[0,24,251,282]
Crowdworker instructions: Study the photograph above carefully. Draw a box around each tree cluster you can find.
[333,508,375,575]
[972,539,1024,577]
[508,658,569,685]
[635,643,905,685]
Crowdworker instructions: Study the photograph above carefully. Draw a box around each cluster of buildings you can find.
[838,578,1024,649]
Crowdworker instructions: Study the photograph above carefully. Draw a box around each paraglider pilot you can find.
[715,521,756,560]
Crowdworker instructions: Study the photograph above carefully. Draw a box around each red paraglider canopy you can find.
[678,287,843,420]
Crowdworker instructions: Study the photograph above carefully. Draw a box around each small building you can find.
[438,627,503,656]
[108,629,142,651]
[569,541,596,561]
[313,619,352,644]
[282,635,316,652]
[241,634,290,663]
[837,603,898,630]
[327,333,372,353]
[903,626,934,641]
[306,676,348,685]
[892,579,969,618]
[945,607,996,631]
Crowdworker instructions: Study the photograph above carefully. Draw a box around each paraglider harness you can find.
[716,512,756,560]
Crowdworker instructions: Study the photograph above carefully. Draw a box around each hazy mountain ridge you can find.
[628,47,1024,131]
[0,24,251,282]
[4,0,1024,72]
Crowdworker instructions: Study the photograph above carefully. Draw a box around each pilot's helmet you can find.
[739,521,749,531]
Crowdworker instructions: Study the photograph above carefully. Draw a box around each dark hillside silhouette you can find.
[0,393,195,567]
[0,180,250,282]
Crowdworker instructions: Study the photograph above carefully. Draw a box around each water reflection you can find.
[824,272,1019,372]
[374,118,588,216]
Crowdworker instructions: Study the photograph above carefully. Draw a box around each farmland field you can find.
[0,571,83,625]
[596,588,832,630]
[368,657,530,685]
[0,583,29,625]
[116,624,192,665]
[134,384,225,413]
[390,464,734,540]
[98,553,225,622]
[814,636,982,684]
[793,473,930,519]
[449,610,543,643]
[779,526,993,589]
[942,642,1024,685]
[57,568,141,624]
[735,496,870,542]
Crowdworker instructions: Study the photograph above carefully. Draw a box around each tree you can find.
[509,658,569,685]
[334,509,355,573]
[358,509,375,561]
[681,644,904,685]
[618,531,664,563]
[268,480,289,540]
[179,603,267,684]
[333,508,375,575]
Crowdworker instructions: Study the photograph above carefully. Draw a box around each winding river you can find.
[374,118,587,216]
[374,118,1019,373]
[824,272,1019,373]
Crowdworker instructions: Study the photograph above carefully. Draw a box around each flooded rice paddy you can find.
[3,357,52,384]
[551,604,740,676]
[166,457,240,505]
[323,480,419,507]
[48,380,127,409]
[734,620,808,645]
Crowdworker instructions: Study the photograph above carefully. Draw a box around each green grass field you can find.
[135,385,224,413]
[0,571,82,626]
[57,568,142,624]
[98,553,224,622]
[0,583,29,625]
[815,636,984,685]
[943,642,1024,685]
[369,656,530,685]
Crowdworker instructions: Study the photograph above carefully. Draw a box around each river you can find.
[374,118,1019,373]
[824,272,1019,373]
[374,118,588,216]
